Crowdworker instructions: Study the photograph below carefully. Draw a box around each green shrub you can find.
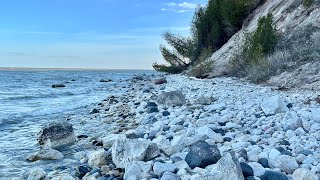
[230,13,278,82]
[303,0,314,7]
[152,63,184,74]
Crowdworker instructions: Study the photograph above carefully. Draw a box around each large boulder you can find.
[26,148,64,162]
[112,138,160,168]
[208,152,244,180]
[37,121,76,149]
[185,141,221,169]
[269,154,299,174]
[260,95,288,115]
[157,90,186,106]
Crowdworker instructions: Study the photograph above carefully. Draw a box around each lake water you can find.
[0,69,155,179]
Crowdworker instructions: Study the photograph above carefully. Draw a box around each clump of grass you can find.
[230,13,278,82]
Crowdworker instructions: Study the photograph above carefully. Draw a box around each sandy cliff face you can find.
[205,0,320,77]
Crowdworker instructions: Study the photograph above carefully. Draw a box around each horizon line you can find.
[0,67,155,71]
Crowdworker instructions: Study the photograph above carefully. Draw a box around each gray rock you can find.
[155,78,167,85]
[185,141,221,169]
[153,162,177,176]
[124,161,152,180]
[160,171,180,180]
[37,121,76,149]
[195,96,216,105]
[157,91,186,106]
[147,107,159,114]
[27,168,46,180]
[90,108,99,114]
[240,162,254,178]
[260,171,288,180]
[208,152,244,180]
[112,138,160,168]
[26,148,64,162]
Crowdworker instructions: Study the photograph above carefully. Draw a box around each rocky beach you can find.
[23,74,320,180]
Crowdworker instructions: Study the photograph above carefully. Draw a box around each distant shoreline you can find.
[0,67,154,71]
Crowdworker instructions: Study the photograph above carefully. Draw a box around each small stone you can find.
[52,84,65,88]
[248,162,265,177]
[240,162,254,178]
[147,107,159,114]
[287,103,293,109]
[258,158,270,168]
[75,165,91,178]
[26,148,64,162]
[260,171,288,180]
[279,140,290,146]
[154,78,167,85]
[160,171,179,180]
[224,137,232,142]
[146,102,158,107]
[162,111,170,116]
[238,149,248,161]
[90,108,100,114]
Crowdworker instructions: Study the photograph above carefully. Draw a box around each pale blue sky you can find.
[0,0,206,69]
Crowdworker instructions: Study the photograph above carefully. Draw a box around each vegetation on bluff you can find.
[153,0,259,74]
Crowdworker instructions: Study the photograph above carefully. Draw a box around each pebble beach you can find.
[22,74,320,180]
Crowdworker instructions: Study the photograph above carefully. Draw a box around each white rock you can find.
[112,138,159,168]
[260,95,288,115]
[160,171,180,180]
[270,155,299,174]
[124,161,152,180]
[208,152,244,180]
[26,148,64,162]
[101,134,126,148]
[293,168,318,180]
[153,162,177,176]
[27,168,46,180]
[88,149,108,167]
[174,160,190,170]
[248,162,266,177]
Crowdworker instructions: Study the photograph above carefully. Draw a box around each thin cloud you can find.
[162,2,198,13]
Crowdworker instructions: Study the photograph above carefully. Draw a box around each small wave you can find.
[2,91,78,101]
[0,94,104,125]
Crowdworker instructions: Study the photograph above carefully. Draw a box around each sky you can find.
[0,0,207,69]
